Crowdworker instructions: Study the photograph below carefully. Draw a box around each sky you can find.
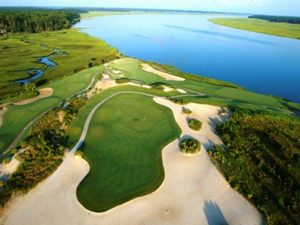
[1,0,300,16]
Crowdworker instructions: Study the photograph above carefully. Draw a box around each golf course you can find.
[1,8,300,225]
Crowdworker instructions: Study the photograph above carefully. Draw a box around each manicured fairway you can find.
[0,67,100,153]
[209,18,300,40]
[76,93,181,212]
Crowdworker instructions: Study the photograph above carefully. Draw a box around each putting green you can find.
[76,93,180,212]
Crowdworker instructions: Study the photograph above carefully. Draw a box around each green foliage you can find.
[168,97,187,105]
[0,93,89,207]
[179,138,201,154]
[249,15,300,25]
[66,97,87,114]
[208,109,300,224]
[0,8,83,33]
[187,118,202,131]
[182,106,192,114]
[0,29,120,100]
[209,18,300,40]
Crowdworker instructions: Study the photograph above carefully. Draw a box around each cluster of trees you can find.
[168,97,187,105]
[179,138,201,154]
[208,108,300,225]
[187,117,202,131]
[0,83,39,104]
[0,96,88,207]
[182,106,192,114]
[249,15,300,24]
[0,8,83,33]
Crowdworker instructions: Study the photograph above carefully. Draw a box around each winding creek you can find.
[16,49,63,84]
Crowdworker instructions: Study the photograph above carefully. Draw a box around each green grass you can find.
[209,18,300,40]
[0,66,99,153]
[76,93,180,212]
[106,58,300,116]
[0,29,119,95]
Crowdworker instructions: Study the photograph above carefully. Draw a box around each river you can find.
[75,13,300,102]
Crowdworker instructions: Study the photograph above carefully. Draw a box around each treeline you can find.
[0,96,88,207]
[249,15,300,25]
[0,8,84,33]
[208,108,300,225]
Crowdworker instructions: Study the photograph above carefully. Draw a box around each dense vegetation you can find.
[249,15,300,25]
[209,18,300,40]
[182,106,192,114]
[0,96,87,207]
[179,138,201,154]
[187,117,202,131]
[0,8,83,33]
[208,108,300,225]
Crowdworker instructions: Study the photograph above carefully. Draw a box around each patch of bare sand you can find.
[141,63,185,81]
[0,106,7,128]
[87,74,151,98]
[2,98,262,225]
[0,158,20,179]
[13,88,53,106]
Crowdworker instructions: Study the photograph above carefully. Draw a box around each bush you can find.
[182,107,192,114]
[209,108,300,224]
[187,118,202,131]
[179,138,201,154]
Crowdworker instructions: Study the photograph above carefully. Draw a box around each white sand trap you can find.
[0,106,7,128]
[13,88,53,106]
[87,75,152,98]
[2,97,262,225]
[177,88,187,94]
[163,86,173,92]
[141,63,185,81]
[0,158,20,179]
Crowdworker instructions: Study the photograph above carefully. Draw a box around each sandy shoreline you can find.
[1,95,262,225]
[13,88,53,106]
[141,63,185,81]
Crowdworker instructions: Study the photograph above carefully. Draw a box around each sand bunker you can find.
[13,88,53,106]
[2,97,262,225]
[141,63,185,81]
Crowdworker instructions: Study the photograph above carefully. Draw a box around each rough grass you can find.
[0,29,119,87]
[76,94,180,212]
[209,18,300,40]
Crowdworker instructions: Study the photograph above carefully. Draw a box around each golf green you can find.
[76,93,181,212]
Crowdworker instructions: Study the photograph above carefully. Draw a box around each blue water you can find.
[75,14,300,102]
[17,54,57,84]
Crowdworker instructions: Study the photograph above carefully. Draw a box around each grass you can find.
[0,66,99,153]
[0,29,120,97]
[76,93,180,212]
[106,58,300,117]
[209,18,300,40]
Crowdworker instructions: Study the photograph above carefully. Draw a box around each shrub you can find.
[187,118,202,131]
[182,107,192,114]
[179,138,201,154]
